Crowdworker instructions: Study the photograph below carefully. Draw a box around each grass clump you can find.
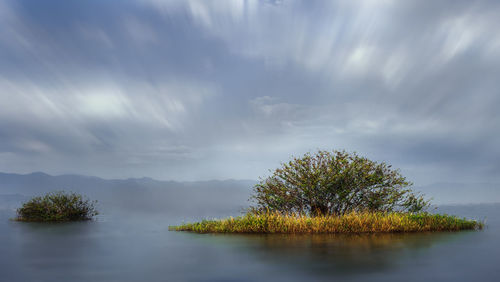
[170,211,483,234]
[15,191,98,222]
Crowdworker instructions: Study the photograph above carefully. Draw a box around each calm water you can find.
[1,202,499,281]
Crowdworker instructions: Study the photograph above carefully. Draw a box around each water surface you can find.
[1,200,498,281]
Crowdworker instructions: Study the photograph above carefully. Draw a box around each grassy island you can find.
[15,191,98,222]
[170,212,483,234]
[173,150,484,234]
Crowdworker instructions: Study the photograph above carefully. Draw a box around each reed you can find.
[170,211,483,234]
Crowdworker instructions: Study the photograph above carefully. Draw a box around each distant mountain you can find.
[0,172,257,216]
[0,171,255,193]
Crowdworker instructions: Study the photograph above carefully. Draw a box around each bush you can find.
[16,191,98,222]
[252,150,429,216]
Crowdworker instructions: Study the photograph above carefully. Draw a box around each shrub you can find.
[252,150,429,216]
[16,191,98,222]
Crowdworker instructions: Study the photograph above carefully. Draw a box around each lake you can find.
[1,197,499,281]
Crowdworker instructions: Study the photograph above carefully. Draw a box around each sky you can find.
[0,0,499,184]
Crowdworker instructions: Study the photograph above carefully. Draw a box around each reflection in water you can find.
[8,221,99,282]
[200,231,467,277]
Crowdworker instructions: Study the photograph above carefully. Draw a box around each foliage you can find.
[170,211,483,234]
[252,150,429,216]
[16,191,98,222]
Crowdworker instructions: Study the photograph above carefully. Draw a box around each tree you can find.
[251,150,429,216]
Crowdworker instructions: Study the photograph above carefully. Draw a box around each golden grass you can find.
[170,212,483,234]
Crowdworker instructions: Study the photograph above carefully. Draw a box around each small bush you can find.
[16,191,98,222]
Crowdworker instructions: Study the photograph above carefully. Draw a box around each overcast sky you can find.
[0,0,499,184]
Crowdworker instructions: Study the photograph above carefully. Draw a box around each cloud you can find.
[0,0,499,183]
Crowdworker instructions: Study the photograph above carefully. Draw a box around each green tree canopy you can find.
[252,150,429,216]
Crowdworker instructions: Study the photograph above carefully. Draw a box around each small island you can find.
[15,191,98,222]
[171,150,483,233]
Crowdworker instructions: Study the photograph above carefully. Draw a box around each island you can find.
[171,150,483,233]
[14,191,98,222]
